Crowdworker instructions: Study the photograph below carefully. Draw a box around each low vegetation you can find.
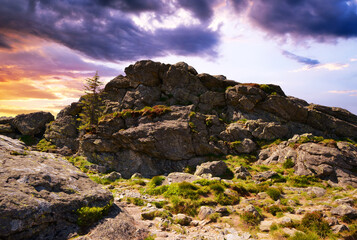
[76,200,113,227]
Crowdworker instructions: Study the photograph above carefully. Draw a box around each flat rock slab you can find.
[0,135,113,240]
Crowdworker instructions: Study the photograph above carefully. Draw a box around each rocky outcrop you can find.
[13,111,54,136]
[0,135,113,239]
[43,60,357,182]
[258,134,357,186]
[0,111,54,138]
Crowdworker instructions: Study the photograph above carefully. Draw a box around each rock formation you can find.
[0,111,54,138]
[43,60,357,185]
[0,135,113,239]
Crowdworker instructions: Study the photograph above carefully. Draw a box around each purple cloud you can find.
[248,0,357,40]
[0,0,219,61]
[282,51,320,66]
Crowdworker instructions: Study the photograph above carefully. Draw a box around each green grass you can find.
[36,139,56,152]
[66,156,93,173]
[283,158,295,169]
[288,175,321,188]
[240,212,261,225]
[149,176,165,188]
[289,232,319,240]
[266,187,281,201]
[76,200,113,227]
[300,211,331,238]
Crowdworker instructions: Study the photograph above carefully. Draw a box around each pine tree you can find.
[79,71,103,131]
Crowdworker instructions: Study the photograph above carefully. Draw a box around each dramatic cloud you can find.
[0,34,11,49]
[177,0,218,21]
[230,0,249,13]
[247,0,357,40]
[282,50,320,66]
[0,0,219,62]
[96,0,162,12]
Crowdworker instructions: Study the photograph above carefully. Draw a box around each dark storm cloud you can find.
[0,34,12,49]
[0,0,219,61]
[248,0,357,40]
[282,51,320,66]
[96,0,162,12]
[177,0,218,21]
[230,0,249,13]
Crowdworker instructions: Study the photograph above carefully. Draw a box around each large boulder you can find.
[194,160,228,178]
[0,135,113,239]
[258,135,357,186]
[13,111,54,136]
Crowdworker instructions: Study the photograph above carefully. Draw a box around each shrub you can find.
[240,212,261,225]
[283,158,295,169]
[209,183,225,194]
[76,201,112,227]
[209,213,221,222]
[301,211,331,238]
[163,182,200,200]
[289,175,320,187]
[66,156,92,173]
[36,139,56,152]
[152,201,168,209]
[214,193,239,206]
[232,184,249,197]
[149,176,165,188]
[289,232,319,240]
[265,205,283,216]
[266,187,281,201]
[127,197,145,206]
[169,196,199,216]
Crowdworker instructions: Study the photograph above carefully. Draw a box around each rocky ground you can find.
[1,60,357,239]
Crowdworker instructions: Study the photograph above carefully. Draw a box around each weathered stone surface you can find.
[13,111,54,136]
[233,166,251,180]
[163,172,201,185]
[40,60,357,184]
[253,171,278,181]
[259,220,274,232]
[258,135,357,187]
[124,60,165,87]
[44,115,79,151]
[198,206,216,220]
[174,214,192,226]
[0,135,113,240]
[194,161,228,178]
[332,224,349,233]
[77,203,148,240]
[226,84,266,111]
[331,205,357,219]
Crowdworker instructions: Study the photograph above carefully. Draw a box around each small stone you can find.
[174,214,192,226]
[259,220,274,232]
[296,209,305,215]
[233,166,251,180]
[131,173,143,179]
[326,217,339,226]
[257,192,269,199]
[335,197,355,206]
[244,205,260,217]
[331,205,357,219]
[332,224,349,233]
[307,187,326,197]
[278,217,292,225]
[281,228,302,236]
[190,220,199,226]
[198,206,216,220]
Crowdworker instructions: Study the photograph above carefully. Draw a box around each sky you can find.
[0,0,357,117]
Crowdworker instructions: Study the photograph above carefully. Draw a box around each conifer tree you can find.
[79,71,103,131]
